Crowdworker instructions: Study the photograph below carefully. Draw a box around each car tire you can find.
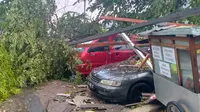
[167,101,186,112]
[127,82,153,103]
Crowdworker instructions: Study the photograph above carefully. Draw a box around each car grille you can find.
[91,73,101,83]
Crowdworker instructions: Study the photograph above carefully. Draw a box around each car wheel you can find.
[127,83,153,103]
[167,101,186,112]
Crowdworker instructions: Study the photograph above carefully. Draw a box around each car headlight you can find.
[100,80,121,87]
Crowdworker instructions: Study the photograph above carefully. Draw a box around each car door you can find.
[86,37,110,70]
[110,35,135,63]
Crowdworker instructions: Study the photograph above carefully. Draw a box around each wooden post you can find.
[173,39,183,86]
[189,38,200,93]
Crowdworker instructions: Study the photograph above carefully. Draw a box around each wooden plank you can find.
[194,36,200,40]
[149,42,189,50]
[100,16,147,23]
[196,45,200,49]
[136,43,150,47]
[150,36,189,41]
[72,96,92,107]
[137,54,150,71]
[69,6,200,45]
[100,16,196,26]
[77,85,87,88]
[189,38,200,93]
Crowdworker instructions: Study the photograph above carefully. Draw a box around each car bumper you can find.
[87,77,128,102]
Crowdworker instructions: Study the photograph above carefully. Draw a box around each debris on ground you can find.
[65,85,74,88]
[0,80,164,112]
[56,93,71,98]
[127,104,161,112]
[75,89,87,93]
[77,104,124,112]
[125,93,156,108]
[77,85,88,88]
[53,95,68,102]
[66,99,76,105]
[72,95,92,107]
[53,93,72,102]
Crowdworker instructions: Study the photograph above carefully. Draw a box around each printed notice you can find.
[152,45,162,60]
[159,61,171,78]
[163,47,176,64]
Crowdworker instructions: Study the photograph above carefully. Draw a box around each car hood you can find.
[92,62,138,80]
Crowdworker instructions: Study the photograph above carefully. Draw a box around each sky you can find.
[55,0,98,18]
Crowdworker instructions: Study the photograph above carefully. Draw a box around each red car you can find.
[77,34,136,76]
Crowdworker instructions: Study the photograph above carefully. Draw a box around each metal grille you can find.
[91,73,101,83]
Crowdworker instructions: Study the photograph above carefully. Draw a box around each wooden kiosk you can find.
[142,26,200,112]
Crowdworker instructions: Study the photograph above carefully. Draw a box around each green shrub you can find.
[0,0,81,101]
[75,72,83,84]
[0,44,20,102]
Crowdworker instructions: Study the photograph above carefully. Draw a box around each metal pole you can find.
[83,0,86,24]
[120,33,153,70]
[84,0,86,14]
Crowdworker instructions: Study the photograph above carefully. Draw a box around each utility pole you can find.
[83,0,86,24]
[84,0,86,14]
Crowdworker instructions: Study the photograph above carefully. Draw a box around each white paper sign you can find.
[163,47,176,64]
[159,61,171,78]
[152,45,162,60]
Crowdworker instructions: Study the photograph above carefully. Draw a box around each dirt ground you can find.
[0,80,165,112]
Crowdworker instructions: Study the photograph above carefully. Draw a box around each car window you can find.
[113,35,132,50]
[98,37,108,42]
[88,46,109,52]
[88,37,109,52]
[114,45,132,50]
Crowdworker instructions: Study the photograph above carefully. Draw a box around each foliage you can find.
[0,0,13,23]
[76,73,83,84]
[0,0,80,101]
[0,44,20,102]
[53,11,104,41]
[187,0,200,24]
[75,0,200,30]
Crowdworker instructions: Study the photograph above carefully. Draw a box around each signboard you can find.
[152,45,162,60]
[162,47,176,64]
[159,61,171,78]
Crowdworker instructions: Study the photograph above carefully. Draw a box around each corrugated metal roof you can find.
[138,26,200,37]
